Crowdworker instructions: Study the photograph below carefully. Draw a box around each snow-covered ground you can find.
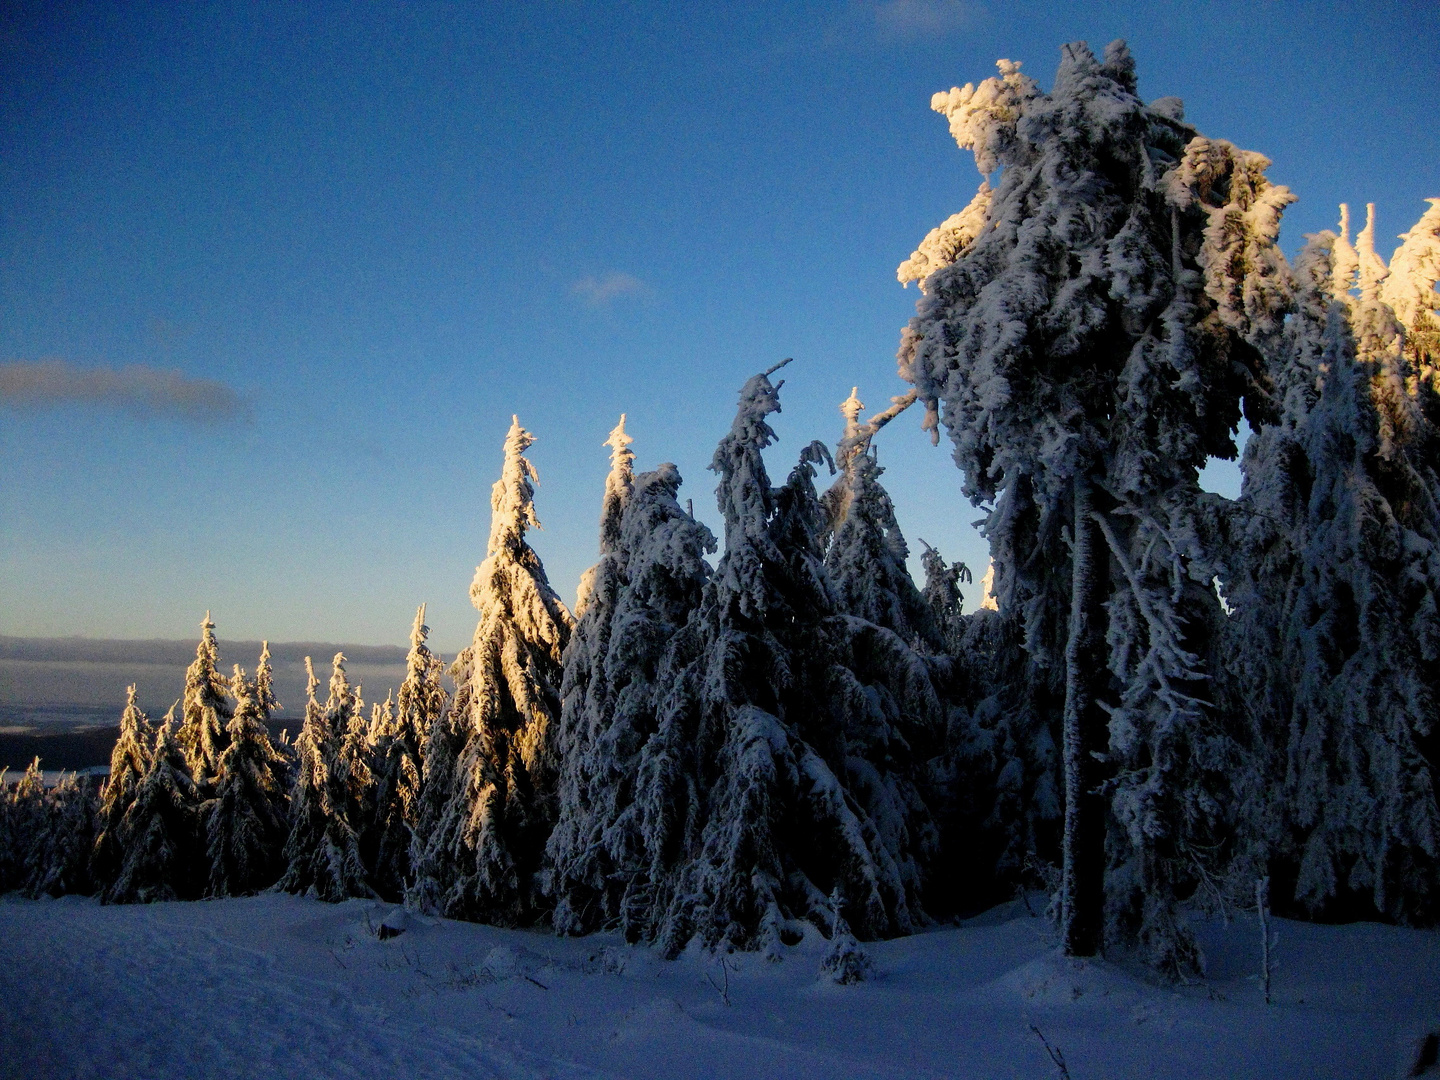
[1,893,1435,1080]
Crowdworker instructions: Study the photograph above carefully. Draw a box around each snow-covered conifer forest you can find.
[4,39,1440,1079]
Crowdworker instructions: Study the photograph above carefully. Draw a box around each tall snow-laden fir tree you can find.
[276,655,375,901]
[370,605,448,901]
[1231,203,1440,924]
[548,416,639,932]
[548,456,716,936]
[897,41,1293,973]
[618,362,941,956]
[109,710,204,903]
[410,416,573,924]
[179,612,234,791]
[205,657,290,896]
[92,685,154,891]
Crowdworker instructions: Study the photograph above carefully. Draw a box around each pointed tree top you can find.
[507,414,536,456]
[1332,203,1360,303]
[304,656,319,701]
[196,611,218,655]
[1356,202,1391,301]
[605,414,634,460]
[125,683,138,709]
[599,414,637,554]
[840,388,864,438]
[488,416,542,557]
[411,603,429,649]
[835,389,917,472]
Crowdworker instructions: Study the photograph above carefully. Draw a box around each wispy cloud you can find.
[0,359,250,423]
[870,0,973,38]
[571,271,650,307]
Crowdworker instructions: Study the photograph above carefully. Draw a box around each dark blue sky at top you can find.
[1,0,1435,655]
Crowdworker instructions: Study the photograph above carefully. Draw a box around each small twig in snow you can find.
[704,956,732,1006]
[1257,876,1273,1006]
[1029,1023,1072,1080]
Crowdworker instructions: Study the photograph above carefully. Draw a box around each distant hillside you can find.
[0,635,424,725]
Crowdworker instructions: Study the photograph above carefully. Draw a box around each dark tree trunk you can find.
[1061,473,1109,956]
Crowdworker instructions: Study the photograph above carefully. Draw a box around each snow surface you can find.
[1,893,1434,1079]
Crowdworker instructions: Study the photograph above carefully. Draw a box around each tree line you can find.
[2,39,1437,980]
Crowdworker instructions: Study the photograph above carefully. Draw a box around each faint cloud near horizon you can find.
[869,0,974,39]
[570,271,650,307]
[0,359,251,424]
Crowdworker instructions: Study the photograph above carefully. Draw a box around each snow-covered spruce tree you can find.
[547,436,720,937]
[547,417,637,932]
[1382,198,1440,377]
[205,659,290,896]
[276,655,375,901]
[410,417,572,924]
[897,42,1293,973]
[24,769,99,898]
[91,685,154,891]
[625,362,939,955]
[821,387,942,650]
[407,668,467,915]
[0,759,46,893]
[1232,205,1440,924]
[178,612,234,792]
[813,388,963,914]
[109,710,204,903]
[918,540,970,653]
[370,605,448,901]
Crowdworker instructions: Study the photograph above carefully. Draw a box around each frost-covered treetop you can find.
[1382,198,1440,368]
[711,358,790,556]
[326,652,356,713]
[469,414,572,657]
[1355,203,1392,305]
[600,414,635,555]
[254,641,280,719]
[407,603,430,662]
[900,39,1290,504]
[1162,137,1296,346]
[930,58,1039,176]
[834,387,917,473]
[826,385,916,533]
[486,416,542,559]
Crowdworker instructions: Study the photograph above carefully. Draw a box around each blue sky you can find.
[1,0,1435,653]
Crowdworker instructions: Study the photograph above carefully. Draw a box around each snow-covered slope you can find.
[1,893,1435,1079]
